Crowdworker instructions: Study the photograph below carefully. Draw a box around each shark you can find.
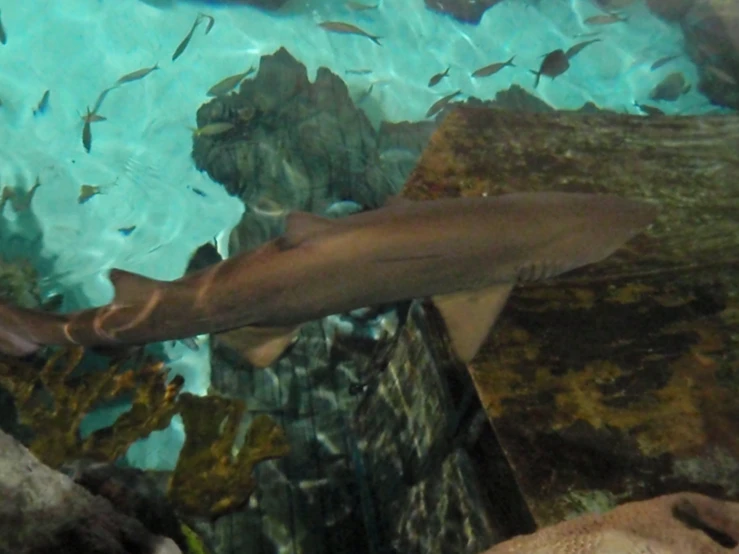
[0,192,656,367]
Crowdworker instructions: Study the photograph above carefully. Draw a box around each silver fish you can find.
[319,21,381,45]
[116,63,159,85]
[472,56,515,78]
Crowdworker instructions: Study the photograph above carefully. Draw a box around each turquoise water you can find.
[0,0,733,469]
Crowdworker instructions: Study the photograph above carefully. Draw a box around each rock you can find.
[203,320,379,554]
[351,304,514,554]
[424,0,504,24]
[642,0,739,109]
[0,429,181,553]
[60,460,188,553]
[482,493,739,553]
[403,106,739,527]
[192,47,394,215]
[376,121,437,193]
[682,0,739,110]
[646,0,696,21]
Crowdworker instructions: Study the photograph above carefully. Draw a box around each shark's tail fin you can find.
[0,303,42,357]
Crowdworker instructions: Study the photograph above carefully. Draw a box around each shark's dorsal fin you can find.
[214,325,300,368]
[432,283,514,363]
[282,212,335,249]
[109,269,165,306]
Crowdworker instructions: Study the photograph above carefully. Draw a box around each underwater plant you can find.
[0,346,183,469]
[169,392,290,519]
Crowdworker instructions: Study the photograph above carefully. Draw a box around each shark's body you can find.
[0,192,656,366]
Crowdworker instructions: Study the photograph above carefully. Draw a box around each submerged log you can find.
[403,107,739,526]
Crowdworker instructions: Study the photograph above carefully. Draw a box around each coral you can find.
[1,346,290,520]
[168,392,290,519]
[0,346,183,468]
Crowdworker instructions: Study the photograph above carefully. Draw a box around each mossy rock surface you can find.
[402,107,739,524]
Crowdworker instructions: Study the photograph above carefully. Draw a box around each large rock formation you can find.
[646,0,696,20]
[192,47,394,215]
[404,105,739,530]
[645,0,739,110]
[481,493,739,553]
[0,429,181,554]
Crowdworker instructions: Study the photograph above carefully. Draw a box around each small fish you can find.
[118,225,136,236]
[345,68,373,75]
[78,184,102,204]
[633,101,664,116]
[0,9,6,45]
[92,86,117,114]
[198,12,215,34]
[82,111,106,123]
[426,90,461,118]
[207,68,255,97]
[428,67,450,87]
[346,1,378,9]
[191,187,207,197]
[191,122,235,137]
[531,49,570,88]
[471,55,515,78]
[81,107,106,153]
[172,16,202,61]
[319,21,381,45]
[116,63,159,85]
[32,90,50,116]
[565,39,601,59]
[585,13,628,25]
[650,71,690,101]
[650,54,680,71]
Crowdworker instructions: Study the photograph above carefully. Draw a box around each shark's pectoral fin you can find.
[109,268,166,306]
[214,325,300,368]
[432,283,514,363]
